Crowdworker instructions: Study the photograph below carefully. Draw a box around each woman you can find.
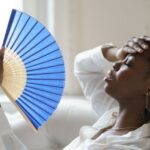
[0,48,27,150]
[64,36,150,150]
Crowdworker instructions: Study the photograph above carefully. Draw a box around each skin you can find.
[102,36,150,135]
[0,48,4,85]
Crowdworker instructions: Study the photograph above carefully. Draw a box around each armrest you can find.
[1,95,99,150]
[44,96,99,148]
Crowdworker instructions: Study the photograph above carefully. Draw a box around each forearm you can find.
[101,46,119,62]
[74,46,112,75]
[74,45,118,115]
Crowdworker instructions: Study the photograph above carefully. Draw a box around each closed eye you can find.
[123,56,134,67]
[124,61,132,67]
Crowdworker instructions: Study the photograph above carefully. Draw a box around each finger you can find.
[132,43,144,53]
[131,37,148,49]
[139,35,150,42]
[124,37,136,45]
[125,37,139,46]
[127,41,134,47]
[132,36,150,44]
[136,39,148,49]
[127,37,148,50]
[132,37,139,42]
[126,41,143,52]
[123,46,137,53]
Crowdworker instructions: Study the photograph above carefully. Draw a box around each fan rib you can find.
[28,78,64,81]
[23,90,56,109]
[21,95,51,119]
[27,64,64,72]
[21,41,56,64]
[27,71,64,76]
[26,43,59,65]
[20,33,50,60]
[18,103,40,129]
[16,27,45,54]
[25,88,59,103]
[21,95,53,116]
[26,52,60,68]
[10,16,30,50]
[18,98,46,122]
[6,13,22,48]
[26,85,61,96]
[14,21,38,51]
[26,81,64,88]
[2,9,16,47]
[16,101,41,128]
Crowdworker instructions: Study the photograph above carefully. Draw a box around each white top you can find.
[64,45,150,150]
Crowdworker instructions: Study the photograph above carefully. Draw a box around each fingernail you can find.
[145,37,150,41]
[142,44,148,49]
[138,48,144,53]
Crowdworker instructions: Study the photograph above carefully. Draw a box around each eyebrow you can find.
[125,54,135,60]
[123,55,135,64]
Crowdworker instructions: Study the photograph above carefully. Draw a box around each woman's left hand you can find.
[117,36,150,60]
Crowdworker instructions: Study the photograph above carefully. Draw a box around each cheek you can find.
[116,67,132,83]
[116,68,144,92]
[116,70,131,84]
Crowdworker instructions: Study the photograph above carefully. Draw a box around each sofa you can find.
[1,94,99,150]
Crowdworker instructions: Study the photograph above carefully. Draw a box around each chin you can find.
[104,82,111,92]
[104,83,118,98]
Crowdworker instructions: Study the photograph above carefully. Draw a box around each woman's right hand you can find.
[116,36,150,60]
[0,48,4,85]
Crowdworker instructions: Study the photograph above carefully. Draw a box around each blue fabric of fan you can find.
[2,9,65,129]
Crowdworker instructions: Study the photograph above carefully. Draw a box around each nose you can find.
[113,61,122,71]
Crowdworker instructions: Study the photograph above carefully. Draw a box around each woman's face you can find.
[104,50,150,100]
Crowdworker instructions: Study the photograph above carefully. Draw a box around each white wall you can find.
[23,0,48,27]
[79,0,150,49]
[50,0,150,95]
[23,0,150,95]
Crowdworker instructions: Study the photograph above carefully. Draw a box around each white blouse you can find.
[64,45,150,150]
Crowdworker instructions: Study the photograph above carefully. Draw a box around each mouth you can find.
[103,70,114,82]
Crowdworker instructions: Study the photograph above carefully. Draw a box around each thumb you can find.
[0,48,4,61]
[0,48,4,85]
[116,48,127,60]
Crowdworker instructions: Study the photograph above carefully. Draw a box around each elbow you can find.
[74,52,85,75]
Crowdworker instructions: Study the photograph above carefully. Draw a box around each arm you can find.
[63,45,120,150]
[74,36,150,116]
[74,44,119,116]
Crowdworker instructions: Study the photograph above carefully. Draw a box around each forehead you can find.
[126,51,150,69]
[127,49,150,62]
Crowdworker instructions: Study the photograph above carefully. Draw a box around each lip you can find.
[103,70,114,82]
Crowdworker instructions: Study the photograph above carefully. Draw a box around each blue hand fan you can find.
[1,9,65,131]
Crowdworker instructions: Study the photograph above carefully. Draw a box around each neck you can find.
[113,96,148,130]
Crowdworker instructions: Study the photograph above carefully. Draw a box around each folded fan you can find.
[1,9,65,131]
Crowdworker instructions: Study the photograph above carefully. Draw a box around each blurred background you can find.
[0,0,150,96]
